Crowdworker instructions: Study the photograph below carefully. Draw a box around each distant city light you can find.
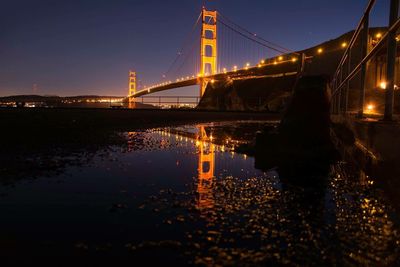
[341,42,347,48]
[317,48,323,54]
[375,33,382,39]
[380,81,387,89]
[260,60,265,64]
[292,57,297,62]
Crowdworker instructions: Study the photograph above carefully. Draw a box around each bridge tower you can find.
[200,7,217,97]
[128,71,137,108]
[128,70,137,97]
[196,126,215,210]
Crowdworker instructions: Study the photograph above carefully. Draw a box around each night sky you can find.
[0,0,390,97]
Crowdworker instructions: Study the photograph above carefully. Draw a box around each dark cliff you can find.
[197,28,387,111]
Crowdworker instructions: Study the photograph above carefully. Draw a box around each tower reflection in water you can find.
[196,126,215,211]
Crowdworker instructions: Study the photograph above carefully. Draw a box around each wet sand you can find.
[0,108,281,132]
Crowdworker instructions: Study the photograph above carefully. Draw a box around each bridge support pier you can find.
[200,78,210,97]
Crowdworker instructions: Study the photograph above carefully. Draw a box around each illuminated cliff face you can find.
[196,126,215,211]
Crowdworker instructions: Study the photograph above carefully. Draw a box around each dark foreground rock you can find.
[237,75,339,186]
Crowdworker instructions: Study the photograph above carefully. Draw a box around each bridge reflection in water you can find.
[196,126,215,211]
[125,123,400,265]
[2,121,398,265]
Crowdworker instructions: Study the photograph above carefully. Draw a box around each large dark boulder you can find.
[237,75,339,186]
[279,75,332,148]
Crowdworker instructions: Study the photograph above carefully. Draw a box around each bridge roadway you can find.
[130,59,299,98]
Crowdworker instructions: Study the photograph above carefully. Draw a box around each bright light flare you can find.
[380,81,387,90]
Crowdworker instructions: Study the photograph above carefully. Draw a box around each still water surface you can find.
[0,121,399,266]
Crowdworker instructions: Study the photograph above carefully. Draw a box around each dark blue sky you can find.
[0,0,390,96]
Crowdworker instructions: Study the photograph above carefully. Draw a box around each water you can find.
[0,121,399,266]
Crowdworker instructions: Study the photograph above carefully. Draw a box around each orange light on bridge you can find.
[210,79,215,84]
[379,81,387,89]
[292,57,297,62]
[341,42,347,48]
[365,103,375,114]
[317,48,323,54]
[260,60,265,64]
[233,65,237,72]
[375,32,382,39]
[366,104,375,112]
[278,56,283,61]
[273,61,277,65]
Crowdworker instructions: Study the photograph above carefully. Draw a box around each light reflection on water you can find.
[0,121,399,266]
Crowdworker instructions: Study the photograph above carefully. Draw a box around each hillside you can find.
[198,27,392,111]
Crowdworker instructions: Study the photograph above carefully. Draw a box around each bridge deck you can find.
[131,59,300,98]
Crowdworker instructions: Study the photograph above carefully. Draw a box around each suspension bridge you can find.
[127,7,302,102]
